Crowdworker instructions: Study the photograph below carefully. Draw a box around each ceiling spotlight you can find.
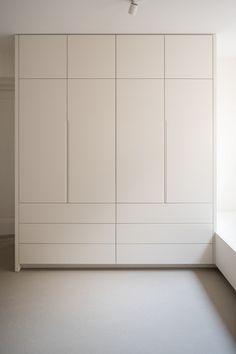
[128,0,139,16]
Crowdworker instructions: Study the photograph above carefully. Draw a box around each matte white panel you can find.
[20,224,115,244]
[19,35,66,78]
[20,244,115,264]
[117,224,213,244]
[117,79,164,202]
[20,204,115,223]
[68,79,115,202]
[165,35,213,78]
[117,35,164,78]
[68,35,115,78]
[216,235,236,290]
[166,80,212,203]
[117,244,213,264]
[19,80,66,202]
[117,204,212,224]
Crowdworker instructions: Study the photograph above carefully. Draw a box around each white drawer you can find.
[117,244,213,265]
[19,244,115,264]
[117,204,212,223]
[19,224,115,244]
[117,224,213,244]
[20,203,115,223]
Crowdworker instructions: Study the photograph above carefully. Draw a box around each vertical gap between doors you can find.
[115,35,117,264]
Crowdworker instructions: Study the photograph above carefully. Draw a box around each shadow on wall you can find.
[0,35,15,236]
[195,269,236,343]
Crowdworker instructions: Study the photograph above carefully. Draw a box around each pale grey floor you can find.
[0,236,236,354]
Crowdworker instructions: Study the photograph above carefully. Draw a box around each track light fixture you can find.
[128,0,139,16]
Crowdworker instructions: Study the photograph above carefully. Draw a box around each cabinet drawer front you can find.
[117,204,212,224]
[20,204,115,223]
[117,244,213,265]
[20,224,115,244]
[20,244,115,264]
[117,224,213,244]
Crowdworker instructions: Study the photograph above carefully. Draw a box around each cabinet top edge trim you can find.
[15,33,216,36]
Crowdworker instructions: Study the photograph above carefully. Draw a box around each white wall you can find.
[0,35,14,235]
[217,57,236,211]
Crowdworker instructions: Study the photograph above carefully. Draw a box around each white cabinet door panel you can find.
[19,35,67,78]
[166,80,212,203]
[117,79,164,202]
[165,35,213,78]
[68,35,115,78]
[19,80,66,202]
[117,35,164,78]
[69,79,115,202]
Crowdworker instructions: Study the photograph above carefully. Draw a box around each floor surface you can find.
[0,236,236,354]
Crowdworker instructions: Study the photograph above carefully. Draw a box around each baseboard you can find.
[0,218,14,236]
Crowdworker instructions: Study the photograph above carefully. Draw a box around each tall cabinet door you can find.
[19,79,67,202]
[165,35,213,203]
[166,80,213,203]
[68,35,115,203]
[117,79,164,203]
[68,80,115,203]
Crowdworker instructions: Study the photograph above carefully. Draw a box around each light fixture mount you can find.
[128,0,139,16]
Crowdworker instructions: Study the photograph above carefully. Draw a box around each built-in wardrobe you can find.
[15,34,215,270]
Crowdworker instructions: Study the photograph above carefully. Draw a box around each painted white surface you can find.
[165,35,212,78]
[19,35,67,78]
[217,58,236,211]
[215,212,236,290]
[68,79,115,202]
[0,89,14,235]
[19,244,115,264]
[216,234,236,290]
[19,224,115,244]
[19,79,67,202]
[68,35,115,78]
[117,204,213,224]
[16,34,214,267]
[117,224,213,244]
[117,244,213,264]
[166,79,213,202]
[0,1,235,57]
[117,35,164,78]
[117,79,164,202]
[19,203,115,224]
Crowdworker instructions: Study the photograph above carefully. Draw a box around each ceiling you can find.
[0,0,236,56]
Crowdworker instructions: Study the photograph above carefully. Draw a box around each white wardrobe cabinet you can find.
[19,79,67,203]
[117,79,164,203]
[15,34,215,270]
[68,79,115,203]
